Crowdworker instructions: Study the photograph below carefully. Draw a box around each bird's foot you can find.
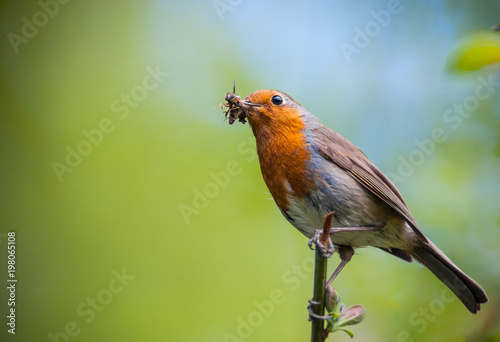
[308,229,335,258]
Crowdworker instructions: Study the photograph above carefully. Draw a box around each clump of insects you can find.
[220,81,247,124]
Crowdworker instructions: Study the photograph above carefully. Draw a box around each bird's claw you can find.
[307,231,318,250]
[308,229,335,258]
[308,299,333,321]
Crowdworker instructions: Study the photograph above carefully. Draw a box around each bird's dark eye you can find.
[271,95,283,106]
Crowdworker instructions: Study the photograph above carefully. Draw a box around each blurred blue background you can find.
[1,1,499,341]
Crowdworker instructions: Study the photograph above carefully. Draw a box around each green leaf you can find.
[447,31,500,73]
[333,327,354,338]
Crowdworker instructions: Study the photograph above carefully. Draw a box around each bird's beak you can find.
[240,100,261,109]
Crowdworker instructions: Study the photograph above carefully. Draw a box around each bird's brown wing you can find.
[314,127,429,244]
[314,126,488,313]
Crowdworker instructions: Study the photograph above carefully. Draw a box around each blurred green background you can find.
[1,1,500,341]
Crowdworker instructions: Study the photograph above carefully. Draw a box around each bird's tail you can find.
[410,241,488,314]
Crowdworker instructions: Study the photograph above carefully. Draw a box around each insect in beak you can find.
[220,81,260,124]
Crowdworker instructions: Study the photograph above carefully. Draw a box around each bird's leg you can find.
[307,213,384,321]
[325,223,384,286]
[330,225,383,234]
[308,212,336,258]
[326,245,354,287]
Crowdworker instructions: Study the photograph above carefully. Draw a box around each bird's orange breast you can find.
[248,107,316,211]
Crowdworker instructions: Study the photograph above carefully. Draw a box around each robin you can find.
[222,88,488,314]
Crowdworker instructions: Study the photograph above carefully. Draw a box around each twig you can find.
[311,242,328,341]
[310,213,335,342]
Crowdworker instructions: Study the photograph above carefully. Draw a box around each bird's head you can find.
[224,89,306,137]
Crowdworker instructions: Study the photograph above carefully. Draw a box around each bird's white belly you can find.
[283,192,415,250]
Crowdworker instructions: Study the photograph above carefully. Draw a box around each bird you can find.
[223,88,488,314]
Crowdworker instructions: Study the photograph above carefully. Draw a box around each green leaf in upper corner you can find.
[446,30,500,73]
